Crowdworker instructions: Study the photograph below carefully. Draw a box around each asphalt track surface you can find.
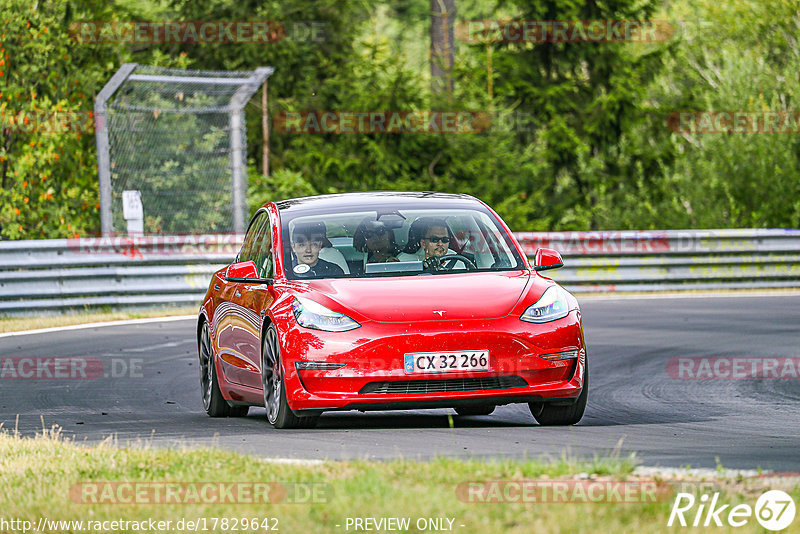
[2,294,799,470]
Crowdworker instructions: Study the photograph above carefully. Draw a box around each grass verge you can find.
[1,429,797,533]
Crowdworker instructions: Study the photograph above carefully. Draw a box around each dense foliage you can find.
[1,0,798,238]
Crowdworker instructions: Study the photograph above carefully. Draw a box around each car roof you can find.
[273,191,482,214]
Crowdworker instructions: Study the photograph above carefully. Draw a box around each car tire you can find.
[199,321,232,418]
[528,366,588,426]
[454,405,495,416]
[262,324,319,429]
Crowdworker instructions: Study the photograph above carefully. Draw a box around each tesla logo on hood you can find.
[433,310,446,316]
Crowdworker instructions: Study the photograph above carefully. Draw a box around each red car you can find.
[197,192,587,428]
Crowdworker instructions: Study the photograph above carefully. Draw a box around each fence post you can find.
[95,63,138,236]
[229,67,274,234]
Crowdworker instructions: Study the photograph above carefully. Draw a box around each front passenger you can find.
[290,222,345,278]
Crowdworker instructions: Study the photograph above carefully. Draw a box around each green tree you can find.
[0,0,186,239]
[654,0,800,227]
[482,0,671,230]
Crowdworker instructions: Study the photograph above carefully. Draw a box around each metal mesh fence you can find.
[98,64,272,235]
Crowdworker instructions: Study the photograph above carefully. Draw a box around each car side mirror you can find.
[533,248,564,271]
[225,260,272,284]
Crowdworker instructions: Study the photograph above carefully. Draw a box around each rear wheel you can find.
[199,322,232,417]
[454,405,495,416]
[262,325,319,429]
[529,367,588,426]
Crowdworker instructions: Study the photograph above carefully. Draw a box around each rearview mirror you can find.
[533,248,564,271]
[225,261,272,283]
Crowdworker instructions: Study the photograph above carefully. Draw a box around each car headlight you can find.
[292,296,360,332]
[520,287,570,323]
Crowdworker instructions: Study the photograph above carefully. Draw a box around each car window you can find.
[281,206,524,280]
[252,216,274,278]
[238,211,268,264]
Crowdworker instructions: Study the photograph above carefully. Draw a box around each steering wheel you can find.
[424,254,477,272]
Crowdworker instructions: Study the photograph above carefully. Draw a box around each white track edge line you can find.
[0,315,197,338]
[577,290,800,301]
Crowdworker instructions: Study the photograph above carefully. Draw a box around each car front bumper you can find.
[281,310,587,412]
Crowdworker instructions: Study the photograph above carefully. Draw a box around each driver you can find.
[290,221,345,277]
[420,222,451,263]
[398,217,465,270]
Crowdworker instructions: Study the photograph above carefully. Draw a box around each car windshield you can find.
[280,205,524,280]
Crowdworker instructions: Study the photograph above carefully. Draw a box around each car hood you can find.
[296,271,532,322]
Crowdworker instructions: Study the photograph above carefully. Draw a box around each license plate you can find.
[404,350,490,374]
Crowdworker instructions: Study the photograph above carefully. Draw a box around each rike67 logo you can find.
[668,490,796,531]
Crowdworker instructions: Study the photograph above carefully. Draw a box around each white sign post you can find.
[122,190,144,235]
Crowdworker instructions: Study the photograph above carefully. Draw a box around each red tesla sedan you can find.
[197,192,587,428]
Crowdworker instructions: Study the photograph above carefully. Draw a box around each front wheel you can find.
[529,367,588,426]
[262,325,318,429]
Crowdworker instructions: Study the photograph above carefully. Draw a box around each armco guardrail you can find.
[516,229,800,293]
[0,235,242,315]
[1,229,799,315]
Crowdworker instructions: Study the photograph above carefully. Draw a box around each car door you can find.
[215,211,269,389]
[237,210,277,387]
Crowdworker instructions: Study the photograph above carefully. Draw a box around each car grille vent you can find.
[359,376,527,395]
